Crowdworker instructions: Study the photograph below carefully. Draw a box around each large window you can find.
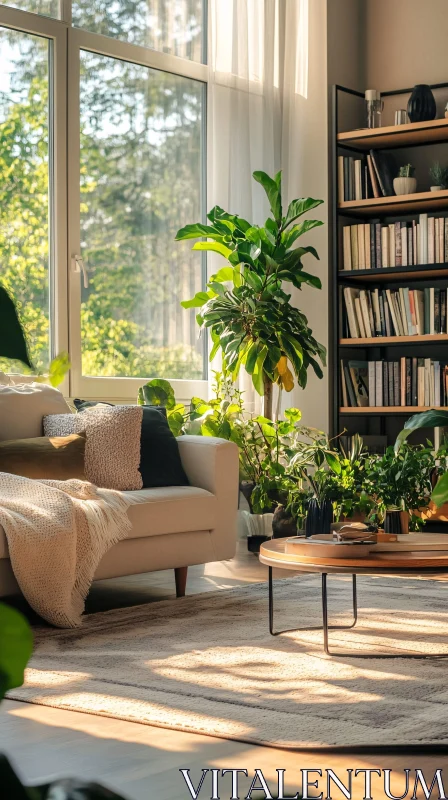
[72,0,206,63]
[0,26,51,373]
[0,1,207,396]
[79,51,204,381]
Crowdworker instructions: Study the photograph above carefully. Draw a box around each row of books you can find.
[341,358,448,408]
[342,215,448,270]
[343,286,448,339]
[338,150,394,202]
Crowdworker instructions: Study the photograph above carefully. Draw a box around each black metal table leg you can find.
[321,572,448,659]
[268,567,357,637]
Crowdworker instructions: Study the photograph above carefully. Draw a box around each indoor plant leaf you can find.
[282,197,324,229]
[252,170,282,222]
[192,241,233,259]
[175,223,224,240]
[0,602,33,700]
[431,471,448,508]
[395,410,448,452]
[0,285,33,369]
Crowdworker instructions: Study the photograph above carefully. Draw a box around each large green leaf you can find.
[0,286,33,369]
[47,352,71,388]
[282,198,324,230]
[394,410,448,453]
[253,170,282,222]
[175,223,224,241]
[181,291,213,309]
[0,603,33,700]
[432,471,448,507]
[138,378,176,410]
[192,241,232,259]
[282,220,323,248]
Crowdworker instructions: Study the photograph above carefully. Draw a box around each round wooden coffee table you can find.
[259,536,448,659]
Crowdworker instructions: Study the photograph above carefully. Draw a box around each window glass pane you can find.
[0,1,60,18]
[79,51,205,380]
[0,27,51,373]
[72,0,206,63]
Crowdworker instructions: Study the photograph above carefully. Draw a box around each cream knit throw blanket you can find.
[0,473,133,627]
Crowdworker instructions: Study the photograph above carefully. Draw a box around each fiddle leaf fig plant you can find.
[175,170,326,419]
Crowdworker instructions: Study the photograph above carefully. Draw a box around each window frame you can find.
[0,1,209,402]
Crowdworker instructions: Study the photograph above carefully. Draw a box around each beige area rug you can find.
[8,575,448,749]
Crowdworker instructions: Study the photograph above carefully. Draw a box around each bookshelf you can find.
[331,82,448,448]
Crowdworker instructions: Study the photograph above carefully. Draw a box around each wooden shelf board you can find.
[340,334,448,347]
[339,189,448,217]
[337,118,448,151]
[340,406,448,415]
[338,264,448,282]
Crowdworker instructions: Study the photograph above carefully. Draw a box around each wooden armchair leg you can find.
[175,566,188,598]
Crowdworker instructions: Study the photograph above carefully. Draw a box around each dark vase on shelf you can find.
[305,499,333,538]
[407,84,436,123]
[384,509,402,535]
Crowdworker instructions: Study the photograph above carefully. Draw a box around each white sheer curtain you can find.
[207,0,309,413]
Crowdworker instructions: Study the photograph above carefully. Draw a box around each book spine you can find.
[340,360,348,407]
[400,357,406,406]
[393,361,400,407]
[445,219,448,263]
[424,358,431,407]
[354,297,366,338]
[375,361,383,407]
[388,362,394,408]
[338,156,345,203]
[351,225,358,269]
[343,288,359,338]
[424,287,430,335]
[364,223,371,268]
[342,226,352,270]
[401,223,408,267]
[383,361,389,406]
[435,361,441,406]
[381,227,389,269]
[370,223,376,269]
[435,287,441,334]
[367,155,380,198]
[413,221,417,266]
[372,289,382,336]
[419,213,428,265]
[357,224,365,270]
[368,361,375,407]
[375,223,382,268]
[394,221,402,266]
[430,286,435,334]
[428,216,435,264]
[380,291,389,336]
[417,359,425,407]
[408,226,413,267]
[411,356,418,406]
[354,160,362,201]
[440,217,445,264]
[389,223,395,268]
[344,366,357,406]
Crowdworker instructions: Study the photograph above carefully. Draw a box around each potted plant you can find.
[429,162,448,191]
[175,170,326,420]
[395,409,448,512]
[362,442,435,533]
[393,164,417,196]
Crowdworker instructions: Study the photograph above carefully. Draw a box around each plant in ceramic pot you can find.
[287,431,368,537]
[175,170,326,419]
[362,442,435,532]
[429,162,448,192]
[393,164,417,196]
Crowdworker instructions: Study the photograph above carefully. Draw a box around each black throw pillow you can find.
[73,400,188,488]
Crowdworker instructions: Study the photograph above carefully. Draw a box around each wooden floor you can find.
[1,541,447,800]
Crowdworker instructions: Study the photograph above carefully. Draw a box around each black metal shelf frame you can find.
[330,82,448,440]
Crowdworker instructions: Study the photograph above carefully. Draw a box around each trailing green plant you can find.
[429,161,448,188]
[175,170,326,418]
[398,163,415,178]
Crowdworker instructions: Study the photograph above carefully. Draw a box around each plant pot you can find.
[407,84,436,123]
[305,499,333,538]
[242,511,274,552]
[431,186,443,192]
[247,534,271,554]
[272,505,298,539]
[384,509,409,534]
[393,177,417,196]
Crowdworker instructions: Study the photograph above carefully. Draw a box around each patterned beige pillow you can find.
[44,405,143,491]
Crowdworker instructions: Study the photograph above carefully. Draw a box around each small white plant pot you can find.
[393,177,417,196]
[430,185,443,192]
